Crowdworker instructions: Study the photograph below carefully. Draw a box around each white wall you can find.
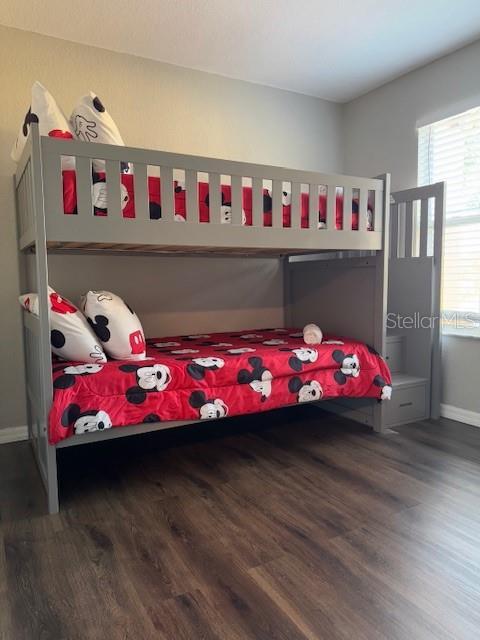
[343,38,480,416]
[0,25,343,431]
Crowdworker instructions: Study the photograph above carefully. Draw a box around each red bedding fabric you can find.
[62,171,371,230]
[49,328,391,444]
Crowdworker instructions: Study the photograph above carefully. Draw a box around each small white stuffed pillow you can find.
[11,82,74,168]
[69,92,131,173]
[81,291,146,361]
[19,287,106,363]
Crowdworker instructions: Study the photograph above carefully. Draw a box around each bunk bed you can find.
[16,124,391,513]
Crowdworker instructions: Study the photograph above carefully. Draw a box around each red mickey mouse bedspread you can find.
[62,171,373,230]
[49,329,392,444]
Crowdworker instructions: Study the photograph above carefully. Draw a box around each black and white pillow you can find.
[19,287,106,363]
[81,290,146,361]
[69,92,131,173]
[11,82,74,169]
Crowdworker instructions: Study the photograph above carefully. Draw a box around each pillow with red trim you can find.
[69,92,131,174]
[81,291,146,361]
[11,82,74,168]
[19,287,106,363]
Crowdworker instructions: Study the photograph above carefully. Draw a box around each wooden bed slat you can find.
[160,166,174,222]
[231,175,243,225]
[343,186,352,231]
[185,169,198,222]
[326,184,336,230]
[359,187,368,232]
[272,179,283,228]
[133,164,149,221]
[374,189,382,232]
[404,200,413,258]
[309,184,318,230]
[209,173,221,224]
[105,160,122,218]
[75,156,93,218]
[252,177,263,227]
[390,203,399,258]
[419,198,429,257]
[42,151,63,220]
[291,182,301,229]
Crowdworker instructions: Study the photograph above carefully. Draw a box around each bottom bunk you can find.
[49,328,392,445]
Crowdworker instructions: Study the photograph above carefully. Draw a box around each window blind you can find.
[418,106,480,331]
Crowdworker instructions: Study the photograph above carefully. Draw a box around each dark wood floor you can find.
[1,407,480,640]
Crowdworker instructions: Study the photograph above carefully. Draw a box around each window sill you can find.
[442,329,480,341]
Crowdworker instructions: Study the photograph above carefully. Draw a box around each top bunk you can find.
[16,124,389,258]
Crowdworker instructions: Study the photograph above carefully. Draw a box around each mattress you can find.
[62,171,373,230]
[49,328,392,444]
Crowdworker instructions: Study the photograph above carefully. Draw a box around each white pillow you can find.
[11,82,74,168]
[19,287,107,364]
[81,291,146,361]
[69,92,131,173]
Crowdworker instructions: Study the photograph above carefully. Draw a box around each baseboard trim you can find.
[0,425,29,445]
[440,404,480,428]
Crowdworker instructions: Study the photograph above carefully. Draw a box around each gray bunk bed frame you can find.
[15,124,391,513]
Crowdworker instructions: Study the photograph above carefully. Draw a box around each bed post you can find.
[373,173,391,432]
[24,125,59,513]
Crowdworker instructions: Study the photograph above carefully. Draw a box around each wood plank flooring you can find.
[1,406,480,639]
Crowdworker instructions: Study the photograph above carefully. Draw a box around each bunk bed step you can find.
[385,374,428,427]
[385,334,405,373]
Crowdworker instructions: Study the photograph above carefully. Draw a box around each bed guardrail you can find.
[16,125,387,254]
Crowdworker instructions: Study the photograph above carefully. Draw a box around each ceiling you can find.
[2,0,480,102]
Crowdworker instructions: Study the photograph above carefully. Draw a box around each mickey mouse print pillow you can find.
[11,82,74,168]
[69,92,131,173]
[19,287,106,364]
[81,291,146,361]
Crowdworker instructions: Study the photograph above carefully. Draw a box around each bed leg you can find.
[46,445,59,514]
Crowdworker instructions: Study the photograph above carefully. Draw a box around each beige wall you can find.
[0,26,343,430]
[343,39,480,415]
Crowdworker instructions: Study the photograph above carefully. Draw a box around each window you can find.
[418,106,480,335]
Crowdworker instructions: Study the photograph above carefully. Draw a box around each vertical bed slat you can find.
[309,184,318,230]
[390,203,399,258]
[343,186,352,230]
[76,156,93,217]
[404,200,413,257]
[42,151,63,221]
[419,198,429,257]
[185,169,198,222]
[133,164,149,220]
[326,184,336,230]
[231,175,243,225]
[160,166,174,222]
[291,182,301,228]
[374,189,383,232]
[359,187,368,231]
[105,160,122,218]
[272,179,283,228]
[252,177,263,227]
[209,173,221,224]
